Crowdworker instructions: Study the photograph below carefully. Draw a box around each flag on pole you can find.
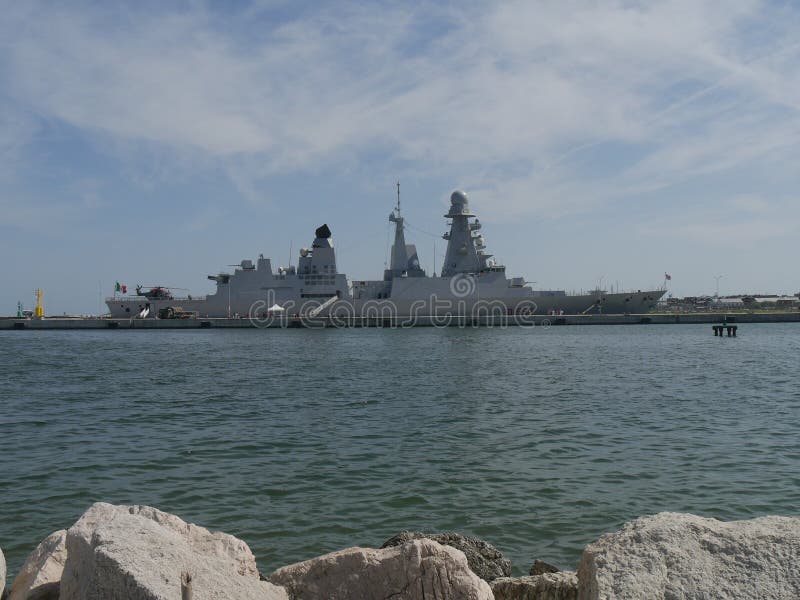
[121,284,127,294]
[664,273,672,281]
[115,281,121,292]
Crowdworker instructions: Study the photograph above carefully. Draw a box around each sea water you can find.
[1,324,798,577]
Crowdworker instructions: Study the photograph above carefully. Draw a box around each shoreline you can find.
[2,504,799,599]
[1,311,799,330]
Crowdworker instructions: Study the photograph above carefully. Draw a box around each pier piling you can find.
[713,325,738,337]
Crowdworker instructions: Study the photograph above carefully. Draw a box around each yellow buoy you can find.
[34,288,44,318]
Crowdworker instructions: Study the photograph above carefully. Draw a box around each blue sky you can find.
[2,0,799,314]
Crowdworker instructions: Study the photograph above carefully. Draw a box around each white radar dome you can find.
[451,190,469,206]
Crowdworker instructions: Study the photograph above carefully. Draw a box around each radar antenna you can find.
[396,180,401,218]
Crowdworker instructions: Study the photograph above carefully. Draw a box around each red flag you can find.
[121,284,128,294]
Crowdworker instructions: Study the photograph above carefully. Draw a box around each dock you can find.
[1,312,799,330]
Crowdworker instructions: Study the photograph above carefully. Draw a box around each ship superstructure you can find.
[385,182,425,281]
[106,189,664,319]
[440,190,493,276]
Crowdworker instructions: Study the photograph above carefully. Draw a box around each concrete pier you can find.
[1,312,798,330]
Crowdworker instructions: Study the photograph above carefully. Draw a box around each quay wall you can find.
[1,312,799,330]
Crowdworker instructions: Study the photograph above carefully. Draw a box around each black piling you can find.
[713,325,738,337]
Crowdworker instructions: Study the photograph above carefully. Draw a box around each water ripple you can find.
[1,324,799,578]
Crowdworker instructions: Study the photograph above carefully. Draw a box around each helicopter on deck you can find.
[135,285,188,300]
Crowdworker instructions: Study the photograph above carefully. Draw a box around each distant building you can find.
[754,296,799,307]
[661,294,799,312]
[710,297,745,309]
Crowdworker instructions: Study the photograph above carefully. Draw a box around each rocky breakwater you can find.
[270,540,492,599]
[8,529,67,600]
[578,512,800,599]
[2,507,800,599]
[4,503,287,600]
[1,545,6,600]
[380,531,512,582]
[1,503,497,600]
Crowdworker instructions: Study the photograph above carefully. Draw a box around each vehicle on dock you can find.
[157,306,197,319]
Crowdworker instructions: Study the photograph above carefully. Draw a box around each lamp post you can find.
[714,275,723,299]
[597,275,605,314]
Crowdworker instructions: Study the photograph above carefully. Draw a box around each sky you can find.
[1,0,799,314]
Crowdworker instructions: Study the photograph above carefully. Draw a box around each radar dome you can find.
[451,190,469,206]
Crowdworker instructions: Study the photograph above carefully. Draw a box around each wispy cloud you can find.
[2,1,800,215]
[636,194,800,246]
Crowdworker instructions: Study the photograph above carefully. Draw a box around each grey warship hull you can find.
[106,190,664,319]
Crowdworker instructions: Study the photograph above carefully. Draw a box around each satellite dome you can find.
[451,190,468,206]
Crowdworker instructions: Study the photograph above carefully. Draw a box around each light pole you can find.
[714,275,723,299]
[597,275,605,314]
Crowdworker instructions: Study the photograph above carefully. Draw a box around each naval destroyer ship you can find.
[106,189,664,320]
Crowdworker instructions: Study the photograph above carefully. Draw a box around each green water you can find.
[1,324,799,579]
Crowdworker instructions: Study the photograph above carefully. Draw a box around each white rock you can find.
[121,504,260,578]
[1,545,6,599]
[9,529,67,600]
[60,502,287,600]
[578,512,800,600]
[270,538,493,600]
[491,572,578,600]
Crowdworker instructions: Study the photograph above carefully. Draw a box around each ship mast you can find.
[385,182,404,278]
[384,181,425,281]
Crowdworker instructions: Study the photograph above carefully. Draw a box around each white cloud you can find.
[2,0,800,217]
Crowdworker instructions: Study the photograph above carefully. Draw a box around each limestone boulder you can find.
[491,572,578,600]
[578,512,800,600]
[270,538,493,600]
[381,531,511,581]
[9,529,67,600]
[59,502,287,600]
